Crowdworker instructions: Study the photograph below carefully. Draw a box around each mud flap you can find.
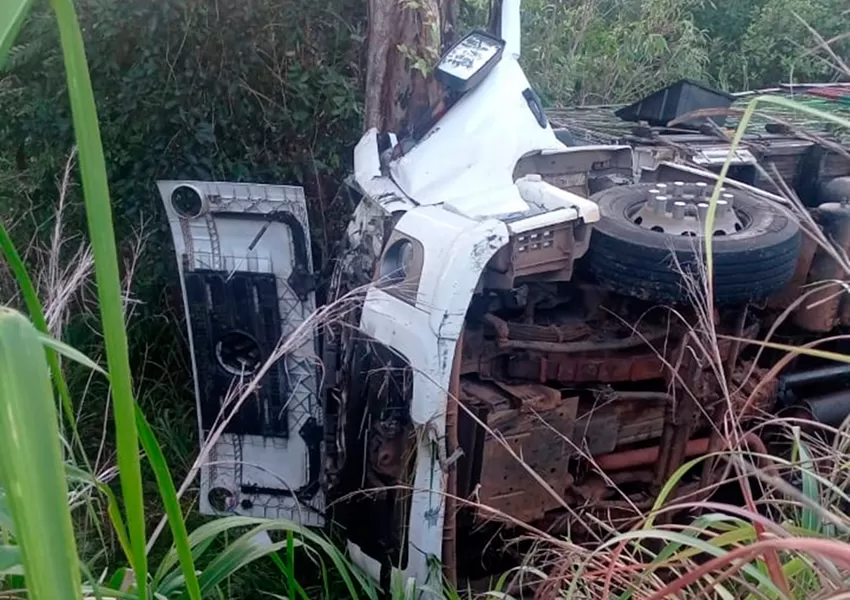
[158,180,323,526]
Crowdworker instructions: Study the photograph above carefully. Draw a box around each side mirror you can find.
[435,30,505,94]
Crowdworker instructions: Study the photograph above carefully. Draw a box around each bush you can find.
[1,0,365,288]
[0,3,366,585]
[517,0,710,106]
[695,0,850,90]
[0,0,365,440]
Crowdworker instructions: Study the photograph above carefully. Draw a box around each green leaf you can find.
[568,529,783,600]
[65,465,133,568]
[0,0,33,70]
[156,518,377,600]
[0,309,82,599]
[196,527,303,595]
[0,220,88,470]
[791,427,821,533]
[135,408,200,600]
[47,0,149,593]
[155,516,265,587]
[35,331,105,374]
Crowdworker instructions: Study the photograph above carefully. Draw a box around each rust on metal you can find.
[840,289,850,327]
[729,362,778,414]
[483,316,593,343]
[793,203,850,331]
[369,421,407,479]
[595,437,711,471]
[572,391,671,456]
[483,313,510,342]
[464,319,758,386]
[461,380,577,523]
[655,342,700,489]
[505,350,667,384]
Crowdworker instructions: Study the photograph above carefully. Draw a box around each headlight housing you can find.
[380,239,415,284]
[376,234,423,304]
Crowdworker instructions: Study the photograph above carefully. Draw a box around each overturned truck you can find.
[158,5,850,592]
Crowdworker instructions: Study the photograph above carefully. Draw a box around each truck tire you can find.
[587,184,801,304]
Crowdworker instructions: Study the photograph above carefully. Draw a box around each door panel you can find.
[158,180,322,525]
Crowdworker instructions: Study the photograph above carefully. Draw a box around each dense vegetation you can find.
[0,0,849,598]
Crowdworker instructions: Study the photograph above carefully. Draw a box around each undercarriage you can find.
[324,176,850,585]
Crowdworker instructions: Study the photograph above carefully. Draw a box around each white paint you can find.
[389,57,566,220]
[359,210,511,589]
[157,180,323,527]
[501,0,522,60]
[513,174,601,228]
[353,128,415,215]
[347,541,383,582]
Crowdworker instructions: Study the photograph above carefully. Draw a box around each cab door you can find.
[158,180,322,525]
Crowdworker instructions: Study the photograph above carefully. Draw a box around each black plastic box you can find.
[615,79,736,128]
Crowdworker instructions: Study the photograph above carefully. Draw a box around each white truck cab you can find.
[159,2,606,587]
[158,0,808,592]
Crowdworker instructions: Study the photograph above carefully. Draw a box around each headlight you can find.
[377,235,423,305]
[380,239,415,284]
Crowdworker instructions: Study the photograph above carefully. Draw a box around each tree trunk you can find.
[364,0,457,133]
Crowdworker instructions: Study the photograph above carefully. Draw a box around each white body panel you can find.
[158,181,323,526]
[390,57,566,220]
[357,208,510,586]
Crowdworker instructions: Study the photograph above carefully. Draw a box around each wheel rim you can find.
[624,182,750,237]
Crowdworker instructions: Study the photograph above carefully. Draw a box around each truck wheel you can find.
[587,183,801,304]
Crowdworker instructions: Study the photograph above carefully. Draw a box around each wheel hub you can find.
[629,181,744,237]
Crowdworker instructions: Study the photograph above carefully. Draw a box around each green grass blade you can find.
[157,518,376,600]
[0,221,89,461]
[791,427,821,533]
[615,514,755,600]
[0,309,82,599]
[0,0,33,70]
[572,529,783,600]
[65,465,133,569]
[46,0,148,594]
[134,408,201,600]
[267,532,311,600]
[196,528,302,595]
[702,97,758,289]
[36,331,106,374]
[155,516,267,585]
[645,454,707,527]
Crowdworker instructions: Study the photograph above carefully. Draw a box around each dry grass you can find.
[503,169,850,599]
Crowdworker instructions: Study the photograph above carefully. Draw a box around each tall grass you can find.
[0,2,379,599]
[521,58,850,600]
[3,1,850,599]
[0,310,81,600]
